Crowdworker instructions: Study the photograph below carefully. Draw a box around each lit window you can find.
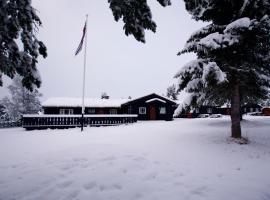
[139,107,146,114]
[160,107,166,114]
[195,108,199,113]
[207,108,212,114]
[59,109,73,115]
[109,109,117,114]
[250,108,253,112]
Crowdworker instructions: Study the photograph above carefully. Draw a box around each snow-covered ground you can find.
[0,116,270,200]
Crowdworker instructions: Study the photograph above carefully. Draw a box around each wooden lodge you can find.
[121,93,178,121]
[22,93,177,129]
[41,93,177,121]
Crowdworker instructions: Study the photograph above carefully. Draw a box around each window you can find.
[128,106,132,114]
[160,107,166,114]
[195,108,200,113]
[87,108,95,114]
[59,109,73,115]
[109,109,117,114]
[207,108,212,114]
[250,108,253,112]
[139,107,146,115]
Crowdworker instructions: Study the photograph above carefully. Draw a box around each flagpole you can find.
[81,14,88,132]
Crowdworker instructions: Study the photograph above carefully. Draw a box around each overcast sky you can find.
[1,0,205,100]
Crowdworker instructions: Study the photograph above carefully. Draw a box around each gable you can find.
[122,93,177,106]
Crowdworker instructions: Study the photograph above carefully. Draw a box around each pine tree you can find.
[0,0,47,91]
[1,76,42,120]
[166,84,178,100]
[175,0,270,139]
[0,104,9,122]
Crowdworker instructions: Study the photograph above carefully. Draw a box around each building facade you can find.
[42,94,177,121]
[121,93,177,121]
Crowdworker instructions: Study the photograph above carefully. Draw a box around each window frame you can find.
[109,109,118,115]
[139,107,147,115]
[87,108,96,114]
[59,109,74,115]
[128,106,132,114]
[159,107,166,114]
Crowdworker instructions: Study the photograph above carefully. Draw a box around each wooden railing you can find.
[22,114,138,130]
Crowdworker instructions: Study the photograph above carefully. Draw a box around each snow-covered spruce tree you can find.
[1,76,42,120]
[0,0,47,91]
[167,84,178,100]
[108,0,171,42]
[109,1,270,139]
[175,1,270,139]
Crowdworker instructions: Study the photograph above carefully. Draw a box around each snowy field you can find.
[0,116,270,200]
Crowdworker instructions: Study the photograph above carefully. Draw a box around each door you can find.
[149,106,157,120]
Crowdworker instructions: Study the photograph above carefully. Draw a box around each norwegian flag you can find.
[75,22,87,56]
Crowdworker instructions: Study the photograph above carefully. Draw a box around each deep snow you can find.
[0,116,270,200]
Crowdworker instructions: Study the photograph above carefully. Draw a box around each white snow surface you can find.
[202,62,227,84]
[42,97,129,108]
[1,116,270,200]
[224,17,251,33]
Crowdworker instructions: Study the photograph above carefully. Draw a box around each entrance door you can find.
[149,106,157,120]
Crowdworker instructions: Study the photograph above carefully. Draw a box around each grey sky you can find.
[1,0,205,100]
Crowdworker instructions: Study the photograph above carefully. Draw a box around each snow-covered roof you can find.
[146,98,166,104]
[124,93,177,105]
[42,97,129,108]
[220,104,231,108]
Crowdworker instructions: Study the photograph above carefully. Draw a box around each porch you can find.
[22,114,138,130]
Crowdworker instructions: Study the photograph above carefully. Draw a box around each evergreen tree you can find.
[109,0,270,140]
[175,0,270,139]
[1,76,42,120]
[166,84,178,100]
[108,0,171,42]
[0,0,47,91]
[0,104,9,122]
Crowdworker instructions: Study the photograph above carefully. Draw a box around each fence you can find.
[22,114,138,130]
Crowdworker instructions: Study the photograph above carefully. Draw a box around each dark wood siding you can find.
[42,94,177,121]
[121,93,177,121]
[262,108,270,116]
[43,107,123,115]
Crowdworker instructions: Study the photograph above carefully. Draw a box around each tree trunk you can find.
[230,82,242,138]
[239,93,243,121]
